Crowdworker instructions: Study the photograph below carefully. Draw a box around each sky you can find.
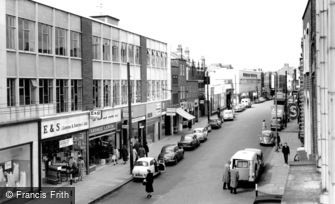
[35,0,308,71]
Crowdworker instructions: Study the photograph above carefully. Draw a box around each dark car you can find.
[253,194,282,204]
[178,134,200,150]
[209,119,222,129]
[157,144,184,165]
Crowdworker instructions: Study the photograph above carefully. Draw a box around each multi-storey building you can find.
[0,0,169,188]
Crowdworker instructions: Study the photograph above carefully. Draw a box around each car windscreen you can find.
[162,146,175,153]
[225,110,233,114]
[182,136,193,141]
[234,160,249,168]
[193,129,202,133]
[135,161,149,167]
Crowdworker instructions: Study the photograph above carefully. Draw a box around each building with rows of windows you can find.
[0,0,170,188]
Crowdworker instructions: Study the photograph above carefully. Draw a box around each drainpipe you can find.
[328,0,335,202]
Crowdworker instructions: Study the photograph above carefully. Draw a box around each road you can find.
[97,100,274,204]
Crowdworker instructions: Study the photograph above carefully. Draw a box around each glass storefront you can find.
[0,143,31,187]
[89,132,116,166]
[41,132,87,186]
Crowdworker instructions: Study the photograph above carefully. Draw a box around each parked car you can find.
[206,124,212,132]
[223,109,235,121]
[178,134,200,150]
[234,104,245,112]
[230,148,264,184]
[132,157,166,179]
[193,127,208,142]
[259,130,275,146]
[241,98,252,108]
[209,119,222,129]
[258,97,266,103]
[157,144,184,165]
[253,193,282,204]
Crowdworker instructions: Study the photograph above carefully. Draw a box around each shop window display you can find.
[41,132,86,185]
[0,144,31,187]
[89,134,116,166]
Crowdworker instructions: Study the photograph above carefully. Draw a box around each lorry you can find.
[270,105,285,130]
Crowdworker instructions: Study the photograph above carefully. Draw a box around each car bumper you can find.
[133,173,146,179]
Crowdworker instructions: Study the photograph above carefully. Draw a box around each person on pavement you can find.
[143,142,149,157]
[138,145,146,158]
[121,145,128,164]
[262,119,267,130]
[282,142,290,164]
[144,169,154,199]
[222,161,231,190]
[230,165,239,194]
[133,147,138,163]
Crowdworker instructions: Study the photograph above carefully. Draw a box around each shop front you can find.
[0,120,39,190]
[161,100,170,137]
[40,113,89,186]
[88,109,121,172]
[146,102,162,143]
[122,104,146,146]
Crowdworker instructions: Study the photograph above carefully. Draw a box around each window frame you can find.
[39,79,53,104]
[56,79,68,113]
[38,23,52,54]
[18,18,35,52]
[55,27,67,56]
[7,78,15,107]
[71,80,82,111]
[70,31,81,58]
[6,15,16,49]
[92,36,101,60]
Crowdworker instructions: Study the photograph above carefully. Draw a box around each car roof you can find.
[137,157,154,162]
[231,150,258,161]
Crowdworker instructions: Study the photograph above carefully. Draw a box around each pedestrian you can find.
[133,139,140,153]
[112,148,118,165]
[188,121,192,130]
[222,161,231,190]
[133,147,138,163]
[276,132,281,149]
[78,156,85,181]
[144,169,154,198]
[138,145,146,158]
[262,119,267,130]
[282,142,290,164]
[143,142,149,157]
[121,145,128,164]
[230,165,239,194]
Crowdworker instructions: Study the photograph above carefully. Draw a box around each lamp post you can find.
[205,70,210,123]
[275,72,279,152]
[127,62,134,173]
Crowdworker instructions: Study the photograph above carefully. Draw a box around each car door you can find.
[156,158,166,172]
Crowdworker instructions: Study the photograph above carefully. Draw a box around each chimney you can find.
[177,45,183,59]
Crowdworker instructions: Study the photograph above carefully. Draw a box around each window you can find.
[147,81,151,101]
[147,49,151,66]
[55,28,67,56]
[151,50,155,66]
[112,80,120,106]
[151,80,156,101]
[156,51,160,67]
[6,15,15,49]
[38,23,52,54]
[19,79,36,105]
[112,41,119,62]
[164,81,168,99]
[135,46,140,64]
[18,18,35,52]
[56,79,68,113]
[156,81,160,99]
[103,39,111,61]
[128,44,134,63]
[39,79,53,104]
[121,80,128,104]
[136,80,141,103]
[121,42,127,63]
[92,36,101,60]
[103,80,111,107]
[172,75,178,84]
[7,78,15,106]
[172,93,178,105]
[70,31,81,57]
[130,80,134,103]
[71,80,82,111]
[93,80,101,108]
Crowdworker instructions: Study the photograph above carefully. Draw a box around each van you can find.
[241,98,251,108]
[230,148,263,183]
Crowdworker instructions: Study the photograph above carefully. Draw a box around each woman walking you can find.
[144,169,154,198]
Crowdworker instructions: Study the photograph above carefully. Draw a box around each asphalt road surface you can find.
[97,100,274,204]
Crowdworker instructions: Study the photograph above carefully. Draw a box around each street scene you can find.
[0,0,334,204]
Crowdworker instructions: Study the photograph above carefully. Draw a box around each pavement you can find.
[67,115,212,204]
[257,119,302,196]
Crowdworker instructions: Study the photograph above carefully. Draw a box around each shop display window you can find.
[89,134,116,166]
[0,143,31,187]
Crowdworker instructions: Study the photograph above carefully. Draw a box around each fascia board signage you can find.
[166,108,176,116]
[41,115,89,139]
[90,109,121,128]
[59,138,73,148]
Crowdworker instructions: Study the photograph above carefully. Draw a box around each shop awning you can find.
[176,108,195,120]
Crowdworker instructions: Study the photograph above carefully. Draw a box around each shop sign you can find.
[59,138,73,148]
[200,100,204,104]
[166,108,176,116]
[90,110,102,120]
[89,124,116,135]
[90,109,121,128]
[146,102,162,119]
[41,114,89,139]
[289,103,299,120]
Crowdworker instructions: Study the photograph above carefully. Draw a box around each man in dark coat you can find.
[143,143,149,157]
[121,145,128,164]
[145,169,154,198]
[138,145,146,158]
[282,142,290,164]
[230,166,239,194]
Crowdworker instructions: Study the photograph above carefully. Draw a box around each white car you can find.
[132,157,165,179]
[193,127,208,142]
[223,109,235,121]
